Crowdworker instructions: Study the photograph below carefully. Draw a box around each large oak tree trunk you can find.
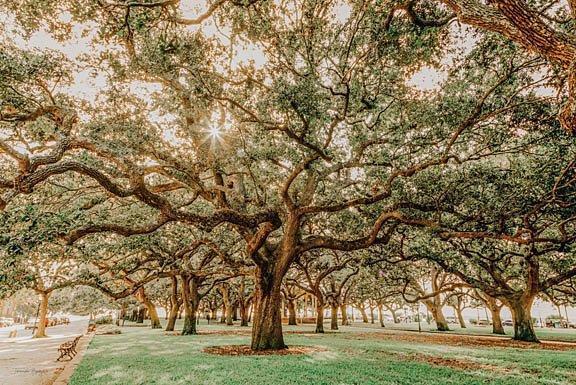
[251,267,286,350]
[330,304,338,330]
[287,299,297,325]
[34,291,50,338]
[508,296,538,342]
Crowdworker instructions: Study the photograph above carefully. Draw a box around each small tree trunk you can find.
[34,291,50,338]
[166,276,180,332]
[378,304,385,327]
[370,306,375,324]
[340,304,348,326]
[491,305,505,335]
[166,302,180,332]
[220,303,226,323]
[136,288,161,329]
[330,304,338,330]
[315,297,325,333]
[136,307,145,323]
[225,306,233,325]
[238,278,250,327]
[146,301,162,329]
[287,299,297,325]
[221,284,234,326]
[391,309,399,324]
[455,306,466,329]
[251,266,286,350]
[239,298,250,327]
[181,276,199,335]
[426,302,449,331]
[358,305,369,323]
[509,297,538,342]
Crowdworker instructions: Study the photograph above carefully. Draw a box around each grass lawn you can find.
[350,321,576,342]
[69,321,576,385]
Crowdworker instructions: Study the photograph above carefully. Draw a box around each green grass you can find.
[349,321,576,342]
[69,321,576,385]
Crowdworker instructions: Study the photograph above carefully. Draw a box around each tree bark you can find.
[287,299,297,325]
[454,306,466,329]
[377,304,385,327]
[491,305,505,335]
[425,302,449,331]
[221,284,234,326]
[358,305,369,323]
[250,266,286,350]
[221,283,234,326]
[220,303,226,323]
[136,306,145,323]
[238,278,250,326]
[340,304,348,326]
[166,276,180,332]
[508,296,538,342]
[34,291,50,338]
[315,297,325,333]
[390,309,399,324]
[145,301,162,329]
[370,306,375,324]
[136,288,161,329]
[181,276,199,335]
[330,304,338,330]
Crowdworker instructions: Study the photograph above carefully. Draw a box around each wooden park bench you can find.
[57,335,82,361]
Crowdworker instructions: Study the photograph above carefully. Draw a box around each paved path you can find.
[0,319,88,385]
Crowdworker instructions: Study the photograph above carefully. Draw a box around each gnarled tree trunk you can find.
[425,301,449,331]
[508,296,538,342]
[251,266,286,350]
